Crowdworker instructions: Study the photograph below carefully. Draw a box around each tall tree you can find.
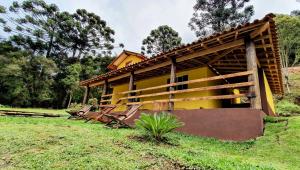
[189,0,254,38]
[141,25,182,56]
[0,0,60,57]
[60,63,82,108]
[60,9,116,59]
[275,14,300,93]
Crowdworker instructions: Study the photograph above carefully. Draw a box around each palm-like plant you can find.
[135,112,184,141]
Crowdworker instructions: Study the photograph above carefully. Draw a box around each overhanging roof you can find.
[80,13,283,94]
[107,50,147,70]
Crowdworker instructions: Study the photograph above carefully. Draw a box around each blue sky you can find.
[1,0,300,55]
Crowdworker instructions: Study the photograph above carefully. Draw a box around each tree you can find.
[59,9,116,59]
[0,1,121,59]
[60,63,82,108]
[141,25,182,56]
[275,14,300,93]
[189,0,254,38]
[0,0,60,57]
[291,10,300,16]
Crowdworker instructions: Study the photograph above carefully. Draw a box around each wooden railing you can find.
[99,70,254,106]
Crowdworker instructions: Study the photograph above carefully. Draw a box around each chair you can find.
[103,104,142,128]
[83,105,117,123]
[83,100,122,123]
[67,105,92,119]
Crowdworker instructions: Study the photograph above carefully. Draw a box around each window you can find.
[167,75,188,91]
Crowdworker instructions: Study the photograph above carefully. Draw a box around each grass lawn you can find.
[0,107,67,116]
[0,116,299,169]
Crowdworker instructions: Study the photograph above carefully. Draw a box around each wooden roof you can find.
[107,50,148,70]
[80,13,283,94]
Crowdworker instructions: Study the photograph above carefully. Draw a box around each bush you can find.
[66,103,83,113]
[135,112,184,141]
[88,98,98,106]
[276,100,300,116]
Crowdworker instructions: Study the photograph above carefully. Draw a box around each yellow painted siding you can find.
[111,67,222,111]
[117,55,143,69]
[263,71,275,113]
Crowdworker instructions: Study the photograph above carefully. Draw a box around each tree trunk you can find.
[67,91,73,108]
[62,92,68,108]
[46,35,54,58]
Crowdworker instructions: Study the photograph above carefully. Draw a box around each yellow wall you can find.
[117,55,144,69]
[263,71,275,113]
[111,67,222,111]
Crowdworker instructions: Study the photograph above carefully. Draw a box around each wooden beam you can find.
[120,82,254,100]
[119,70,253,95]
[207,48,237,65]
[126,94,247,105]
[169,57,176,111]
[134,60,172,75]
[108,73,130,82]
[250,22,270,39]
[245,38,262,109]
[128,72,134,103]
[177,39,244,63]
[100,80,108,104]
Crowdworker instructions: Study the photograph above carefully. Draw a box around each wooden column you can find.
[101,80,108,103]
[82,86,90,105]
[245,38,262,109]
[128,72,134,104]
[169,57,176,111]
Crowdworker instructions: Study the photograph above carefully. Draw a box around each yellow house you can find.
[80,14,283,141]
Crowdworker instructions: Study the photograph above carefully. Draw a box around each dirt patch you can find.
[0,154,12,169]
[128,135,179,146]
[140,153,201,170]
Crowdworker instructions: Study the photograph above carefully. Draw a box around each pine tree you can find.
[189,0,254,38]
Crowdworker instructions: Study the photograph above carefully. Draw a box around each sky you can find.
[1,0,300,55]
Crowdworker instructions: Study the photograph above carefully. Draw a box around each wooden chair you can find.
[67,105,92,119]
[83,105,117,123]
[103,104,142,128]
[83,100,122,123]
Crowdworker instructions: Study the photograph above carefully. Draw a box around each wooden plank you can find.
[119,70,254,95]
[120,82,254,100]
[100,80,108,104]
[101,94,113,97]
[250,22,270,39]
[126,94,247,105]
[108,73,130,82]
[245,38,262,109]
[134,60,172,74]
[207,48,237,65]
[177,39,244,63]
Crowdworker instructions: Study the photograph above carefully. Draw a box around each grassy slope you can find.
[0,116,299,170]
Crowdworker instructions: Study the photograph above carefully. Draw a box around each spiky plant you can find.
[135,112,184,141]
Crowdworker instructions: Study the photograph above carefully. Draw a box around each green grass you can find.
[0,107,67,116]
[0,116,299,169]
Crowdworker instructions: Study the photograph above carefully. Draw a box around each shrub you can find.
[66,103,83,113]
[135,112,184,141]
[276,100,300,116]
[88,98,98,106]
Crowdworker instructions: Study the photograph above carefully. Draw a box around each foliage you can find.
[141,25,182,56]
[275,14,300,92]
[0,0,120,58]
[88,98,98,106]
[0,43,57,107]
[189,0,254,38]
[135,112,184,141]
[276,99,300,116]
